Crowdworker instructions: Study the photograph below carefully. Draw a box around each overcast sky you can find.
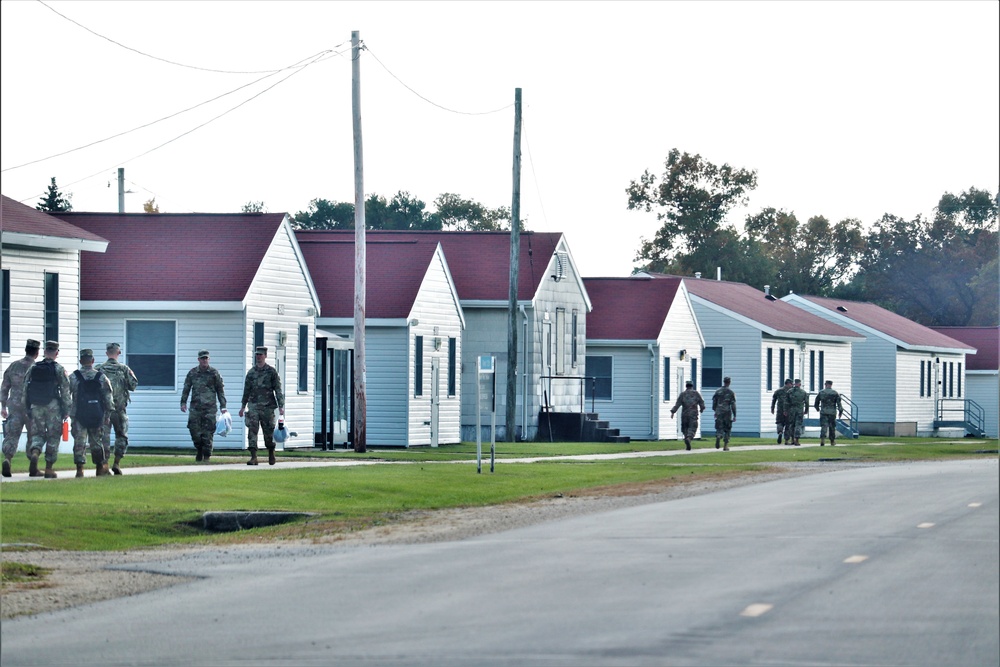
[2,0,997,277]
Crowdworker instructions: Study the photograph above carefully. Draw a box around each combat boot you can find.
[684,438,691,451]
[28,453,43,477]
[96,462,111,476]
[715,436,721,449]
[830,437,836,447]
[43,465,58,479]
[195,447,203,462]
[267,447,276,466]
[112,455,123,475]
[723,442,729,451]
[76,463,85,478]
[820,439,825,446]
[246,449,259,466]
[2,458,11,477]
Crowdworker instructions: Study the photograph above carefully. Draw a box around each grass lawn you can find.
[1,437,995,552]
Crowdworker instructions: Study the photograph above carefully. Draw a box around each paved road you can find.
[2,458,996,667]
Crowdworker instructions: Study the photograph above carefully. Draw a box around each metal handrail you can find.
[936,398,985,436]
[540,375,590,440]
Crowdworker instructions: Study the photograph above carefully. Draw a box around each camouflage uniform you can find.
[2,354,37,472]
[181,360,227,459]
[96,356,138,460]
[783,383,809,446]
[712,384,737,449]
[670,386,705,450]
[771,383,791,443]
[69,364,115,470]
[23,357,71,473]
[241,360,284,461]
[814,385,843,445]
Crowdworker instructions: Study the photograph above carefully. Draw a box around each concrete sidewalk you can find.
[0,441,880,483]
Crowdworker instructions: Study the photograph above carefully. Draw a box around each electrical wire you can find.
[364,44,513,116]
[1,49,341,173]
[522,117,549,229]
[36,0,349,75]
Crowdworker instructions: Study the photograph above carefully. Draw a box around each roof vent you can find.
[765,294,777,302]
[551,252,568,282]
[764,285,771,295]
[695,272,702,279]
[837,306,848,312]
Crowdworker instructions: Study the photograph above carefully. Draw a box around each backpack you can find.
[73,370,106,428]
[25,362,58,408]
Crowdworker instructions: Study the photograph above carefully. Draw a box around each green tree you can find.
[291,198,355,230]
[143,198,160,213]
[36,177,72,212]
[242,201,267,213]
[627,149,758,271]
[431,193,512,231]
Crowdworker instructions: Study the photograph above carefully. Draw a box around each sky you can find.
[2,0,998,278]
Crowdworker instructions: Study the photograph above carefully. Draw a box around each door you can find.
[430,357,440,447]
[676,365,685,439]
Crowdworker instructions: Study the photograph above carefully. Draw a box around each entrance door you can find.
[430,357,440,447]
[676,366,685,439]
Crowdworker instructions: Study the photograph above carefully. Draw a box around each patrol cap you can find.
[198,349,210,359]
[784,378,793,385]
[107,342,121,352]
[825,380,833,385]
[25,339,41,350]
[723,376,731,383]
[80,348,94,359]
[685,381,694,387]
[255,346,268,355]
[45,340,59,351]
[794,378,802,384]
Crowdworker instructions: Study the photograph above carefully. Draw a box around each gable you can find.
[584,276,682,340]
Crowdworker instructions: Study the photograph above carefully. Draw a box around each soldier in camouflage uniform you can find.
[770,378,792,444]
[1,339,41,477]
[180,349,227,462]
[670,380,705,451]
[22,340,71,478]
[69,349,115,478]
[814,379,844,446]
[239,346,285,466]
[783,378,809,447]
[711,376,737,451]
[97,342,139,474]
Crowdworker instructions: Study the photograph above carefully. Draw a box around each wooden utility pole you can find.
[352,30,367,452]
[505,88,522,442]
[118,168,125,213]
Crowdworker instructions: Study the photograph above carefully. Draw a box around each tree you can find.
[431,193,512,231]
[143,198,160,213]
[242,201,267,213]
[291,198,355,230]
[366,191,440,230]
[627,149,758,271]
[36,177,72,212]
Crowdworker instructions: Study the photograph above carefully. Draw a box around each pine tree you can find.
[36,177,73,212]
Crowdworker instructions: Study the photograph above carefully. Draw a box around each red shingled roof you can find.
[296,230,563,301]
[1,194,107,243]
[668,276,860,339]
[297,233,443,318]
[584,276,683,340]
[50,212,286,301]
[930,326,998,371]
[798,295,975,351]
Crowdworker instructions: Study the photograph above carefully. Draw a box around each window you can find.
[414,335,423,396]
[926,360,933,397]
[766,348,773,390]
[297,325,309,392]
[958,363,962,397]
[779,349,785,385]
[126,320,175,389]
[44,272,59,343]
[1,269,9,354]
[809,351,816,391]
[555,308,565,375]
[920,361,925,397]
[571,310,578,368]
[948,362,954,397]
[448,338,457,396]
[702,347,723,388]
[663,356,671,401]
[690,358,698,390]
[254,322,264,350]
[789,349,795,381]
[585,355,612,400]
[819,351,825,387]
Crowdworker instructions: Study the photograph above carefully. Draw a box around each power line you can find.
[522,117,549,228]
[2,49,341,173]
[364,44,513,116]
[37,0,349,75]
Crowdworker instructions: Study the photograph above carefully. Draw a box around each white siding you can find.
[656,291,705,440]
[80,310,244,449]
[243,221,318,448]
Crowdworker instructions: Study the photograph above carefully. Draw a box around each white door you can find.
[675,366,685,439]
[430,357,440,447]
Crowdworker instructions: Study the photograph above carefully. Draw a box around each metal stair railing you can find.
[836,393,860,439]
[936,398,986,437]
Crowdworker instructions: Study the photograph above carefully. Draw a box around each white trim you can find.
[2,231,108,253]
[82,301,243,311]
[460,299,531,309]
[316,317,409,328]
[587,339,656,347]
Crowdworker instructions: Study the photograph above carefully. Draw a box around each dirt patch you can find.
[0,462,845,619]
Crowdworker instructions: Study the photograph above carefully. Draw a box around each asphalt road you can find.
[2,458,997,667]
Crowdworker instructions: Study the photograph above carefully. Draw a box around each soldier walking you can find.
[814,379,844,446]
[239,346,285,466]
[22,341,71,478]
[670,380,705,451]
[180,349,227,462]
[1,339,40,477]
[712,377,737,451]
[771,378,792,444]
[783,378,809,446]
[69,349,115,477]
[97,342,139,474]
